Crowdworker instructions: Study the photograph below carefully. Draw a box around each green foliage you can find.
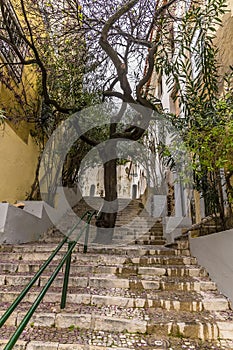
[154,0,227,125]
[153,0,232,214]
[68,325,75,331]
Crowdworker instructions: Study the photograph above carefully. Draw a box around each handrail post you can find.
[60,240,74,309]
[83,212,92,253]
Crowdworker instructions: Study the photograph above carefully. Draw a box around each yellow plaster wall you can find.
[0,122,39,203]
[0,62,40,204]
[0,1,41,203]
[0,65,41,203]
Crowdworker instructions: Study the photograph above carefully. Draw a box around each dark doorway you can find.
[90,184,95,197]
[132,184,137,199]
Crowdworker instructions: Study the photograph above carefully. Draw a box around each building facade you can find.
[0,0,40,203]
[148,0,233,224]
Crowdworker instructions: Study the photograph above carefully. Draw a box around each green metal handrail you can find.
[0,210,96,350]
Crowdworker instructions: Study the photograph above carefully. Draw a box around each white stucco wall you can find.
[189,230,233,307]
[79,162,147,199]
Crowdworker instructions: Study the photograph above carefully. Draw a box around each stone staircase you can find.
[71,197,166,246]
[44,197,166,246]
[0,199,233,349]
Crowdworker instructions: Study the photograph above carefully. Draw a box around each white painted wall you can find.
[189,230,233,307]
[79,162,147,199]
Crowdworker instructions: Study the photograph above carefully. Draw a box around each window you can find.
[157,74,163,98]
[0,0,27,82]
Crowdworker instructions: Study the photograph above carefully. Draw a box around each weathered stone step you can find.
[113,225,163,233]
[0,264,211,289]
[0,252,63,262]
[113,233,164,242]
[0,256,198,276]
[87,246,176,256]
[1,309,148,333]
[0,340,132,350]
[116,214,161,220]
[118,265,208,277]
[0,246,178,259]
[1,309,233,341]
[127,255,197,265]
[0,262,61,274]
[0,288,229,313]
[0,263,207,285]
[0,259,198,278]
[0,334,231,350]
[0,250,130,263]
[159,277,217,292]
[135,230,163,236]
[149,226,164,232]
[147,318,232,341]
[0,326,156,350]
[115,222,163,228]
[134,233,164,239]
[0,276,218,303]
[134,239,166,245]
[116,219,150,225]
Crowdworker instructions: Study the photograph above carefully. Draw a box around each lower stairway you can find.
[0,199,233,349]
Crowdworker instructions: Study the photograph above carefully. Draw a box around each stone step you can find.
[0,335,231,350]
[134,239,166,245]
[0,263,210,288]
[125,255,197,265]
[159,277,217,292]
[124,220,164,226]
[1,309,233,341]
[0,340,132,350]
[113,232,164,240]
[0,252,63,262]
[0,245,178,258]
[0,261,207,279]
[1,311,148,333]
[113,238,165,245]
[0,288,230,312]
[0,276,218,303]
[0,257,200,276]
[136,233,164,238]
[114,224,163,231]
[0,248,197,263]
[86,246,177,256]
[0,258,207,283]
[0,327,163,349]
[0,250,149,263]
[116,214,161,221]
[138,232,164,238]
[0,256,198,276]
[118,265,208,277]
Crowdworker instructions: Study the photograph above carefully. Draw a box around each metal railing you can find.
[0,210,96,350]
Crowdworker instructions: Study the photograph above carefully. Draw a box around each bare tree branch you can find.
[99,0,139,102]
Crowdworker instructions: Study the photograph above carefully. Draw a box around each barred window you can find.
[0,0,27,82]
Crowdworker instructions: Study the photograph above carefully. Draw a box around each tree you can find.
[0,0,229,241]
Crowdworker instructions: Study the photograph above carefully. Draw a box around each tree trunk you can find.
[26,155,42,200]
[94,143,118,244]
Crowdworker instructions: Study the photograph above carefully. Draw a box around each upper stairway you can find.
[46,197,166,246]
